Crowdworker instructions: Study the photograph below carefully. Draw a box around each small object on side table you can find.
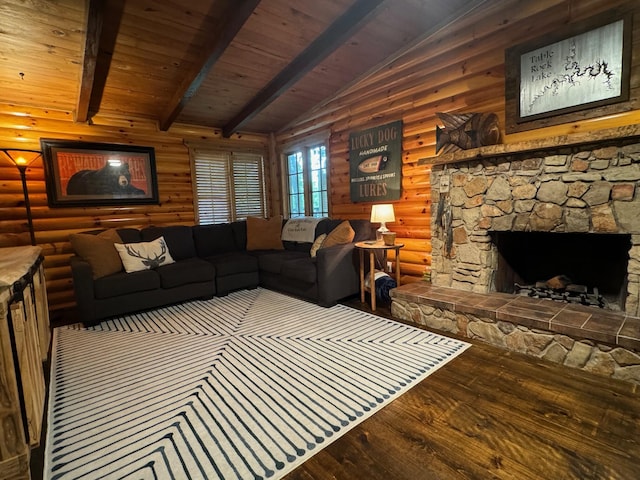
[382,231,396,246]
[355,241,404,311]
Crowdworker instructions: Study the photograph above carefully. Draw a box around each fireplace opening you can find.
[491,232,631,311]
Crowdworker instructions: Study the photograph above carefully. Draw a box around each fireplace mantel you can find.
[418,123,640,167]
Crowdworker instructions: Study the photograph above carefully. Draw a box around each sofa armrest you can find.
[69,255,97,322]
[316,242,359,306]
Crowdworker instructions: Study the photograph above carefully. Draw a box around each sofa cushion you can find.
[203,252,258,277]
[141,225,196,260]
[94,269,160,299]
[69,229,123,279]
[193,223,237,257]
[155,258,215,289]
[246,216,284,251]
[322,220,355,248]
[282,241,313,252]
[116,228,142,243]
[316,219,337,236]
[115,237,175,273]
[349,219,374,242]
[281,257,317,284]
[257,251,308,274]
[231,221,247,250]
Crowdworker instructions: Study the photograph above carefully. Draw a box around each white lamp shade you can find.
[370,204,395,223]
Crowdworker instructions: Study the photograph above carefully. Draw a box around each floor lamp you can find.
[1,148,42,246]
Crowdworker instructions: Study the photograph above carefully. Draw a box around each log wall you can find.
[0,105,269,312]
[2,0,640,312]
[276,0,640,283]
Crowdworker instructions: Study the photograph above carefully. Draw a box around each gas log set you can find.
[515,275,608,309]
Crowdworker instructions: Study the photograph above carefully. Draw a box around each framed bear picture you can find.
[41,139,159,207]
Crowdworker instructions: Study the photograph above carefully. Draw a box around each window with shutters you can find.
[192,149,266,224]
[285,144,328,218]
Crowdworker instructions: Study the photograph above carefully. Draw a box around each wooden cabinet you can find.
[0,246,50,480]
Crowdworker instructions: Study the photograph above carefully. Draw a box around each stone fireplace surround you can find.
[391,125,640,384]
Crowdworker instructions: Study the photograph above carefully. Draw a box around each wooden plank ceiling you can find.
[0,0,479,135]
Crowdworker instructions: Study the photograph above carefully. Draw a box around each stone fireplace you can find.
[429,133,640,316]
[390,127,640,384]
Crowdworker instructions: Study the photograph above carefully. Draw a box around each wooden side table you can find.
[355,241,404,311]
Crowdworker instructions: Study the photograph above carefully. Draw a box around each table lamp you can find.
[370,203,395,242]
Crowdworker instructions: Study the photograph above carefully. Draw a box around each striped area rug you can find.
[45,288,470,480]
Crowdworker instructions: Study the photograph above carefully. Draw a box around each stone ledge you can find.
[418,123,640,166]
[391,282,640,350]
[390,282,640,384]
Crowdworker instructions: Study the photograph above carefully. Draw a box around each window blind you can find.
[232,153,266,219]
[193,149,265,224]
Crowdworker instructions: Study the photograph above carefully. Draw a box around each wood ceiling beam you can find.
[159,0,261,132]
[74,0,105,123]
[222,0,387,138]
[75,0,125,123]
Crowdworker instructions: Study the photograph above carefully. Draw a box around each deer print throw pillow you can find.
[114,236,175,273]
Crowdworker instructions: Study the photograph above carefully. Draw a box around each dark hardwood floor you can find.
[282,297,640,479]
[36,297,640,480]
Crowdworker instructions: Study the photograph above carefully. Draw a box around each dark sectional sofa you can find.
[70,218,373,325]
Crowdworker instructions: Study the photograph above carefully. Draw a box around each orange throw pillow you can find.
[69,229,123,279]
[321,220,355,248]
[246,216,284,251]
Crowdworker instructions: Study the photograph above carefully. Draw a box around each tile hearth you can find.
[391,282,640,384]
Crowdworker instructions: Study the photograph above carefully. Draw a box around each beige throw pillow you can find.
[310,233,327,258]
[321,221,355,248]
[114,236,175,273]
[69,229,124,279]
[246,216,284,251]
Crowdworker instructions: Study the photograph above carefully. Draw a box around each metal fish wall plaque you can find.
[357,153,389,173]
[435,112,501,154]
